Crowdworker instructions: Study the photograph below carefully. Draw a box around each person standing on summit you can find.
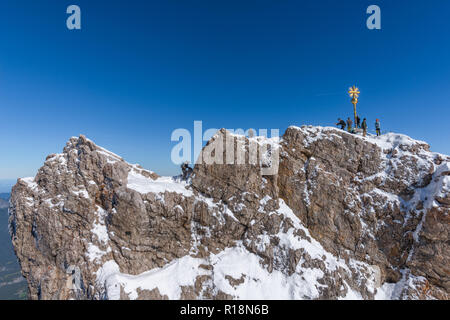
[361,118,368,137]
[375,119,381,136]
[356,115,361,128]
[346,117,353,133]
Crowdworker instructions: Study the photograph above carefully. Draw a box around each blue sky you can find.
[0,0,449,184]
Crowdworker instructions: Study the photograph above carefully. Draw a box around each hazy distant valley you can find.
[0,193,27,300]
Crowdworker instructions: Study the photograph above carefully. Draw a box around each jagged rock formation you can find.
[8,126,450,300]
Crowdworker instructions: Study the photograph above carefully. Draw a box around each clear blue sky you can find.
[0,0,449,182]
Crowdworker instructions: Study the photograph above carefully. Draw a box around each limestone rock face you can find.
[8,127,450,300]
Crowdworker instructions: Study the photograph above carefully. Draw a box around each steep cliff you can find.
[9,126,450,300]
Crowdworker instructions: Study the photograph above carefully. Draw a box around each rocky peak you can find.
[8,126,450,300]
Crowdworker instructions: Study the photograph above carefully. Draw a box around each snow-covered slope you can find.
[9,127,450,300]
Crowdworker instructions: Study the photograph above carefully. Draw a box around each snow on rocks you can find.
[97,197,382,300]
[127,168,193,197]
[86,206,113,263]
[9,130,450,300]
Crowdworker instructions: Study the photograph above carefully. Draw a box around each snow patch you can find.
[127,170,193,197]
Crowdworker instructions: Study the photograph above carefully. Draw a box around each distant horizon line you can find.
[0,179,18,193]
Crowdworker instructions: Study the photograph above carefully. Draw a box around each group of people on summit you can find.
[336,116,381,137]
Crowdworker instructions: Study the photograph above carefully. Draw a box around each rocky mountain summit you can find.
[8,126,450,300]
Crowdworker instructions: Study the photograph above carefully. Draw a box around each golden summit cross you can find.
[348,86,360,128]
